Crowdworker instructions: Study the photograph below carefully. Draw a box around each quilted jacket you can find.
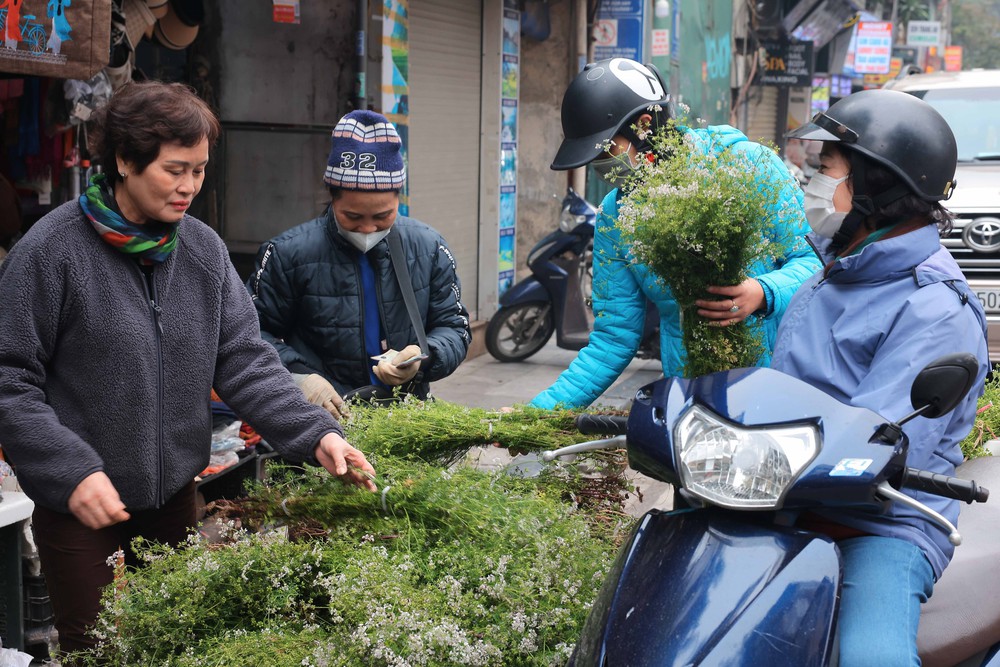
[248,209,472,395]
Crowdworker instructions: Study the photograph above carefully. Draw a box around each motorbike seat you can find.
[917,455,1000,667]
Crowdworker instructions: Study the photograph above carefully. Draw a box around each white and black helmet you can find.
[551,58,670,171]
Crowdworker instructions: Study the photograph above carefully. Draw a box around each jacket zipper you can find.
[139,263,166,506]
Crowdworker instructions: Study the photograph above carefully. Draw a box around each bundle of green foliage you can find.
[959,372,1000,460]
[613,114,799,377]
[82,455,631,666]
[341,398,605,462]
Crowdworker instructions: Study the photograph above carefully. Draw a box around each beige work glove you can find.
[373,344,423,386]
[291,373,349,420]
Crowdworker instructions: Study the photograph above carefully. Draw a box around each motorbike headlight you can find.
[559,209,586,233]
[675,405,819,509]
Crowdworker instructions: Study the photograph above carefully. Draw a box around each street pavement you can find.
[432,340,674,516]
[431,340,663,410]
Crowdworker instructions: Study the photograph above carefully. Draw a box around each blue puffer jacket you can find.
[771,225,989,579]
[248,209,472,395]
[531,125,820,409]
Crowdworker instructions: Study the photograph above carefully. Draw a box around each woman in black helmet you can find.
[530,57,820,409]
[773,89,989,665]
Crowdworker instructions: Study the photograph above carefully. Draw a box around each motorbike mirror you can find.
[907,352,980,421]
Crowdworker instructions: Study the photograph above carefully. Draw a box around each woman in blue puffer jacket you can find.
[530,58,819,409]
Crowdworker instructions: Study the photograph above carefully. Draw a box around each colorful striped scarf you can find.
[79,173,178,264]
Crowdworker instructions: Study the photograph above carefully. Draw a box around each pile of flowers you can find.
[613,113,798,377]
[78,400,634,667]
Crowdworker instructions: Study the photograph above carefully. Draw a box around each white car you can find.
[885,70,1000,362]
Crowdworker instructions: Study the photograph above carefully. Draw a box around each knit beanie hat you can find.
[323,110,406,191]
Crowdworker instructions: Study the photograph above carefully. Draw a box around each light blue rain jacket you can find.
[531,125,821,409]
[771,225,989,579]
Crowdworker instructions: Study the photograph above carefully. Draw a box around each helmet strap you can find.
[830,155,871,253]
[619,123,647,150]
[830,152,915,253]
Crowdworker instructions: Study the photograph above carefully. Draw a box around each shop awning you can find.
[783,0,862,48]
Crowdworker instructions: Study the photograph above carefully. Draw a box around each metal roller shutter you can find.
[744,85,780,146]
[408,0,484,316]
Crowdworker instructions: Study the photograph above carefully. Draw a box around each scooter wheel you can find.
[486,302,555,362]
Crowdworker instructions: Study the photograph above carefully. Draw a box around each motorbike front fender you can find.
[571,509,841,667]
[498,276,550,308]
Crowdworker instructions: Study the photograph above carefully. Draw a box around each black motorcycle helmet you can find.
[788,89,957,250]
[551,58,671,171]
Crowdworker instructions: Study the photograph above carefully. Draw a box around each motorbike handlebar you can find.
[575,414,629,436]
[902,467,990,504]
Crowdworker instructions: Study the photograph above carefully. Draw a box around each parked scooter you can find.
[486,187,659,363]
[544,353,1000,667]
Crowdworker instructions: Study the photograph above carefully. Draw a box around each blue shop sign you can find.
[593,0,646,62]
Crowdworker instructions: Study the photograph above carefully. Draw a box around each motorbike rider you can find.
[529,57,820,409]
[773,89,989,666]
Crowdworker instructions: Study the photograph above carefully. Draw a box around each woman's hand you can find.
[315,432,378,492]
[694,279,766,327]
[68,471,131,530]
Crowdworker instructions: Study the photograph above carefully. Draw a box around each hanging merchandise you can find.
[0,0,113,80]
[104,0,155,89]
[145,0,166,19]
[62,69,112,126]
[152,0,202,50]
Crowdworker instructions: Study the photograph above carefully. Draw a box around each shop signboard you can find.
[498,0,520,296]
[593,0,646,62]
[830,73,852,97]
[945,45,963,72]
[760,39,813,87]
[811,75,831,114]
[862,56,903,88]
[906,20,941,47]
[651,28,669,57]
[273,0,301,24]
[852,21,893,74]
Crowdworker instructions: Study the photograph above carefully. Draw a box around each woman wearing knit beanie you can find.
[249,109,472,416]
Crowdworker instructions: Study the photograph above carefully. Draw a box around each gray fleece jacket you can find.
[0,201,344,513]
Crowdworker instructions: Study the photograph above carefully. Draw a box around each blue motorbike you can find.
[544,353,1000,666]
[487,187,659,363]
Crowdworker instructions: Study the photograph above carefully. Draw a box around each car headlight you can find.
[675,405,819,509]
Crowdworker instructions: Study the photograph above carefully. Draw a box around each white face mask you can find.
[803,173,849,238]
[333,210,394,253]
[339,227,391,253]
[591,142,638,185]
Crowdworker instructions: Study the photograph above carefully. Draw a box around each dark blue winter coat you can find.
[248,209,472,395]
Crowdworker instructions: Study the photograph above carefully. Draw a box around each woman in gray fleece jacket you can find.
[0,81,376,660]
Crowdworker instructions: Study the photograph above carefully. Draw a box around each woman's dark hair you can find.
[848,150,954,236]
[89,81,221,186]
